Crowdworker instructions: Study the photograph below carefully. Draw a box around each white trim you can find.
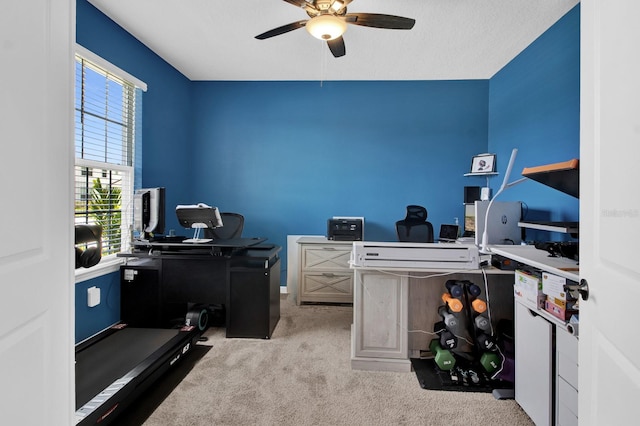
[75,158,133,173]
[75,43,147,91]
[75,255,124,283]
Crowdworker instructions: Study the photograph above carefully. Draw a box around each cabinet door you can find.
[354,271,408,359]
[515,301,553,426]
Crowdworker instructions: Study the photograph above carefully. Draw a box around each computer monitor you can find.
[133,187,166,239]
[175,203,223,243]
[474,200,523,246]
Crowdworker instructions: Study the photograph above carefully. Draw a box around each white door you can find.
[0,1,74,424]
[580,1,640,424]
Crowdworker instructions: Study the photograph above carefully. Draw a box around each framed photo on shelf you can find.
[470,153,496,173]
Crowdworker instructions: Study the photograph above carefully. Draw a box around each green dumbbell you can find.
[480,351,501,373]
[429,339,456,371]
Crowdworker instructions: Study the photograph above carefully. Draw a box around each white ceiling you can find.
[87,0,579,81]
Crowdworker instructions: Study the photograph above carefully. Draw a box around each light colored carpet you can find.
[138,296,534,426]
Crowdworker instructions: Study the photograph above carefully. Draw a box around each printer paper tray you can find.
[351,242,479,270]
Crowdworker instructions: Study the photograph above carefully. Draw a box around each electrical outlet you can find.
[87,286,100,307]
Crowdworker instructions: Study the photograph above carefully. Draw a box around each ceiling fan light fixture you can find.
[305,15,347,40]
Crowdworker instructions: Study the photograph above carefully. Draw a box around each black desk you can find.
[119,238,281,339]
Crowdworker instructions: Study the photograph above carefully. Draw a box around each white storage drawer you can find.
[297,238,354,304]
[558,377,579,425]
[301,245,352,270]
[299,271,353,303]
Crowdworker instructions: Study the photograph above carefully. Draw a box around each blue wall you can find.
[75,0,580,341]
[75,0,194,342]
[76,0,196,215]
[187,80,489,251]
[488,5,580,241]
[76,274,120,342]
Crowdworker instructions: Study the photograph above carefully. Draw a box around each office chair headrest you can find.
[404,205,428,223]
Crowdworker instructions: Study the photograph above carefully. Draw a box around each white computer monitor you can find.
[474,200,523,246]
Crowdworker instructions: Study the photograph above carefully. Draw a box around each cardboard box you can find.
[514,269,544,309]
[542,273,578,308]
[544,297,578,321]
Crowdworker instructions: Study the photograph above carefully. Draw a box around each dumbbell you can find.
[441,293,463,312]
[474,314,491,332]
[471,298,487,314]
[480,352,501,374]
[438,306,458,328]
[476,333,496,351]
[439,330,458,350]
[445,280,463,297]
[467,283,482,297]
[429,339,456,371]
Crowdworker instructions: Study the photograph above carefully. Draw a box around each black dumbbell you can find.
[476,333,496,351]
[440,330,458,349]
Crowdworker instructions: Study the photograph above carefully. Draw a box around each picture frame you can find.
[470,153,496,173]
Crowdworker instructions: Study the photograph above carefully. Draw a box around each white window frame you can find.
[74,45,146,282]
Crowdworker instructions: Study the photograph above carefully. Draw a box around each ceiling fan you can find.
[255,0,416,58]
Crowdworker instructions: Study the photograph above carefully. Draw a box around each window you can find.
[74,47,145,258]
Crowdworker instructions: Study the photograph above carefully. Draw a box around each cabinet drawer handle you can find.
[322,247,336,251]
[322,272,336,277]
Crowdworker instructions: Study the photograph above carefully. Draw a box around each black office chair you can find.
[204,212,244,240]
[395,205,434,243]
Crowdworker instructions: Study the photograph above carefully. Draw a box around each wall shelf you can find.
[463,172,498,177]
[518,221,579,235]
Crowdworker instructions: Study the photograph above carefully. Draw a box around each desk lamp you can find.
[480,149,528,254]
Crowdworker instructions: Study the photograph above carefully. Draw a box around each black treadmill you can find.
[75,323,202,425]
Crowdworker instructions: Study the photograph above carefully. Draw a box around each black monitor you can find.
[176,203,223,243]
[134,187,165,240]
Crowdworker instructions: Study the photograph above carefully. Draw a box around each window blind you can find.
[74,53,140,256]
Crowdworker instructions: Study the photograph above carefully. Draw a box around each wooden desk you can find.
[350,262,514,372]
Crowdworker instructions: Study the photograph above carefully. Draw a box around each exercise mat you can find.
[410,358,512,393]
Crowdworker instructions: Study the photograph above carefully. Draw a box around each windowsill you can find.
[75,255,124,283]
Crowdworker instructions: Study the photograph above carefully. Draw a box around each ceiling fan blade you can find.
[255,20,308,40]
[327,36,346,58]
[345,13,416,30]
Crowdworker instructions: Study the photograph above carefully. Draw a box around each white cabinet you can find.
[515,301,554,425]
[493,246,579,426]
[297,237,354,305]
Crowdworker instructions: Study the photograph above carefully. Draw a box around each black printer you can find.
[327,218,363,241]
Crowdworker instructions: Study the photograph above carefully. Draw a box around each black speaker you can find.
[464,186,481,204]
